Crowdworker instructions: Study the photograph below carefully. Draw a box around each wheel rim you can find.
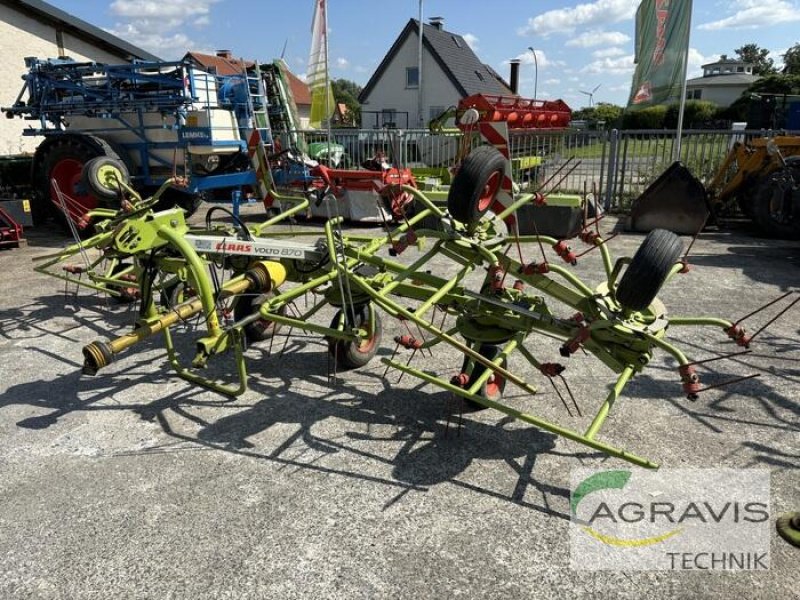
[355,318,377,354]
[484,372,504,400]
[251,294,278,334]
[51,158,95,209]
[476,170,502,212]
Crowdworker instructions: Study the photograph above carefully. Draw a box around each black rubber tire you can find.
[447,146,506,225]
[233,291,286,343]
[155,187,205,216]
[327,304,382,369]
[160,279,195,309]
[411,199,444,232]
[81,156,130,203]
[109,262,138,304]
[34,135,121,225]
[616,229,683,311]
[465,344,507,411]
[751,158,800,239]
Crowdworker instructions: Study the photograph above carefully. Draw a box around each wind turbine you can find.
[580,84,601,107]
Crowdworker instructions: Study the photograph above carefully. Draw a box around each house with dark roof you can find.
[358,17,513,129]
[185,50,313,129]
[1,0,159,153]
[685,55,760,108]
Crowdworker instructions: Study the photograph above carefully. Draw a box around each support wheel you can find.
[465,344,507,410]
[233,291,286,343]
[447,146,506,225]
[615,228,683,311]
[82,156,130,204]
[156,187,205,216]
[327,304,382,369]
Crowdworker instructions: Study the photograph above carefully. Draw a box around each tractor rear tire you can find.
[751,158,800,239]
[615,229,683,311]
[447,146,506,226]
[35,135,122,226]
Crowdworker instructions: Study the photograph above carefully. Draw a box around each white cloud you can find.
[581,54,635,76]
[336,57,349,69]
[686,49,718,79]
[519,0,638,36]
[108,0,218,57]
[592,47,626,59]
[462,33,479,51]
[110,0,218,20]
[106,23,192,58]
[545,78,561,84]
[514,48,564,69]
[698,0,800,30]
[565,30,630,48]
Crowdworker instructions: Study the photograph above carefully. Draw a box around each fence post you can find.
[604,129,619,210]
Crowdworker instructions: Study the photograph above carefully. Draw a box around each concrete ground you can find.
[0,204,798,599]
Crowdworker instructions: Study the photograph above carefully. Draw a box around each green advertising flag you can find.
[627,0,692,110]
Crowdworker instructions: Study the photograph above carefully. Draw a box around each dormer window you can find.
[452,36,461,48]
[475,70,484,81]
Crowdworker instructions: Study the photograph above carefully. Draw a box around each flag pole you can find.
[673,0,693,162]
[323,0,332,153]
[417,0,424,128]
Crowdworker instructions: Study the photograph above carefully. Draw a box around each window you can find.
[381,109,397,128]
[406,67,419,88]
[686,89,702,100]
[452,36,462,48]
[737,66,744,72]
[475,70,484,81]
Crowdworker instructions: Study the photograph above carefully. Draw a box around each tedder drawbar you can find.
[34,129,795,470]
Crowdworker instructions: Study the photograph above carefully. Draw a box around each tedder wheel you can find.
[82,156,130,204]
[615,228,683,311]
[465,344,507,410]
[155,187,206,217]
[233,291,286,343]
[751,157,800,239]
[327,304,383,369]
[109,262,138,304]
[447,145,506,226]
[160,280,196,309]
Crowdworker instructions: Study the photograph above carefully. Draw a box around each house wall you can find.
[1,4,135,155]
[360,30,460,129]
[686,83,749,108]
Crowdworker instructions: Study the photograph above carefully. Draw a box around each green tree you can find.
[593,102,623,128]
[734,44,776,75]
[782,44,800,75]
[331,78,362,126]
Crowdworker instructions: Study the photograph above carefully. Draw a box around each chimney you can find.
[216,50,232,60]
[509,59,521,95]
[428,16,444,30]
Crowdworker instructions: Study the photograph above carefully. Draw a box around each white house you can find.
[685,55,760,108]
[358,17,513,129]
[0,0,159,154]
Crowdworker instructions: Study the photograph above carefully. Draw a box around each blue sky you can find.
[43,0,800,109]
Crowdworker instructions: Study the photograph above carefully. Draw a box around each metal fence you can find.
[287,127,792,211]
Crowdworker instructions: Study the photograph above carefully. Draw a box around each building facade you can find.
[0,0,158,154]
